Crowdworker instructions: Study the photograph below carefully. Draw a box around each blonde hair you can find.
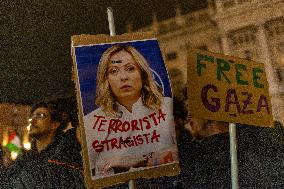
[95,45,163,116]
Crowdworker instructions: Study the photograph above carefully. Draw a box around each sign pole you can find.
[107,7,116,37]
[107,7,136,189]
[229,123,239,189]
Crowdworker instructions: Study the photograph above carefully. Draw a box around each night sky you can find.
[0,0,207,104]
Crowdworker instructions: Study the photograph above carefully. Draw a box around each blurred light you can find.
[23,142,31,150]
[2,128,8,147]
[2,138,8,147]
[27,123,31,132]
[11,151,18,160]
[28,118,32,122]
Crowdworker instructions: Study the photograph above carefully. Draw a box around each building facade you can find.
[132,0,284,124]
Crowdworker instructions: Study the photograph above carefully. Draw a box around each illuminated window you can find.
[237,0,251,4]
[244,50,253,60]
[278,43,284,53]
[197,45,208,51]
[166,52,177,61]
[276,68,284,82]
[223,0,236,8]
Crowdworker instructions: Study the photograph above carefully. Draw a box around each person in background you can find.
[180,116,284,188]
[175,115,231,189]
[5,100,85,189]
[54,97,82,165]
[237,122,284,188]
[55,97,77,132]
[0,149,7,186]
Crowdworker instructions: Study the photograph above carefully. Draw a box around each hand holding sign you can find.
[147,146,178,166]
[99,155,145,175]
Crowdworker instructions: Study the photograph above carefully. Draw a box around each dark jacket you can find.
[177,127,231,189]
[5,128,86,189]
[238,125,284,188]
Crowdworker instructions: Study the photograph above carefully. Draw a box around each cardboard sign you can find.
[187,49,273,127]
[71,32,180,188]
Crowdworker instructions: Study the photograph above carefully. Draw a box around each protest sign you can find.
[187,49,273,127]
[72,32,180,188]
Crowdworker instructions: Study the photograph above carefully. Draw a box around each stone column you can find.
[257,23,283,123]
[126,21,133,33]
[220,31,231,55]
[215,0,224,14]
[175,5,185,26]
[151,12,159,35]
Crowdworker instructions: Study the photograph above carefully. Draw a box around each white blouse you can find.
[83,97,177,179]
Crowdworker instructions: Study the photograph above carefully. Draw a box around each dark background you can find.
[0,0,207,104]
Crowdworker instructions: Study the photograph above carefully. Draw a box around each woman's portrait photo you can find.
[74,39,178,180]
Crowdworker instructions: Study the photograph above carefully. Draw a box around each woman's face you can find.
[107,50,142,103]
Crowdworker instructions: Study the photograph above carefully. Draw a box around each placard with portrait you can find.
[71,32,180,188]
